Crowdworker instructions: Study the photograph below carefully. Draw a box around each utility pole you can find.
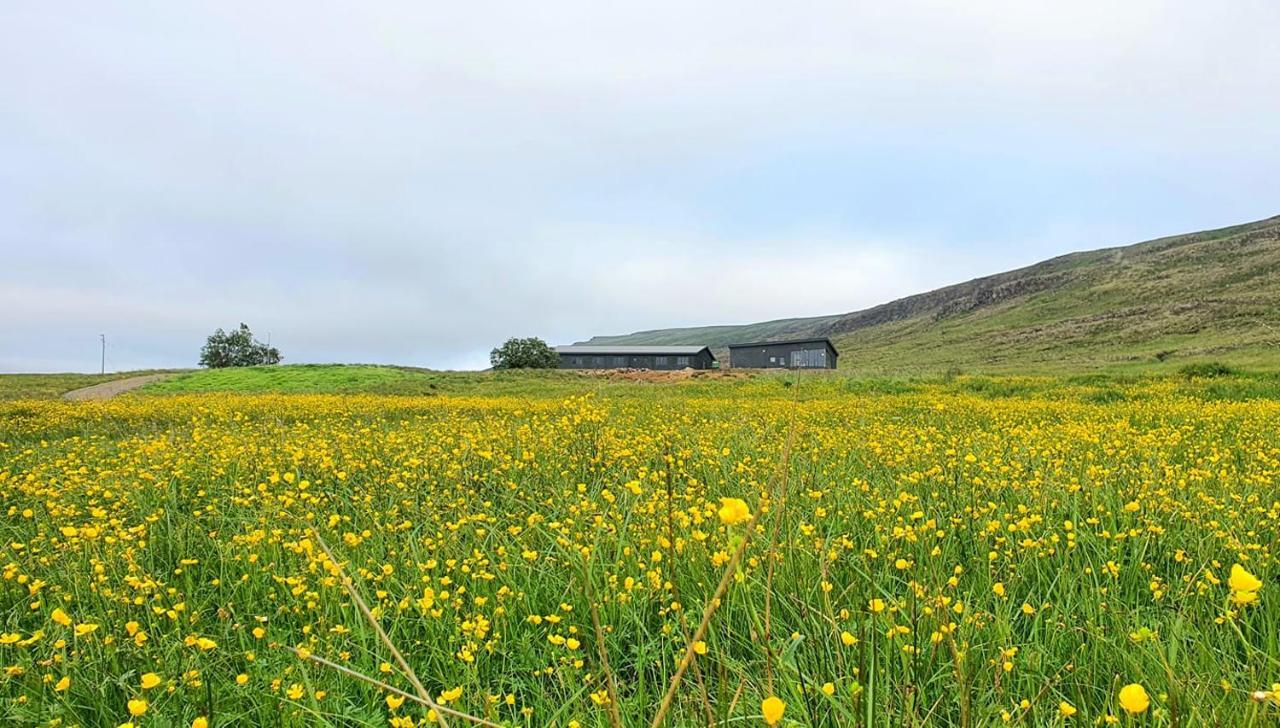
[100,334,105,375]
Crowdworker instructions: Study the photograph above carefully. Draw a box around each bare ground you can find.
[581,368,752,383]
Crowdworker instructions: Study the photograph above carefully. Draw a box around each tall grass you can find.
[1,378,1278,725]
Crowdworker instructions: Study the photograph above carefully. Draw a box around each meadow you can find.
[1,373,1278,726]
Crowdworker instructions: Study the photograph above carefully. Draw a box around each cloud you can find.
[1,1,1277,371]
[0,224,961,371]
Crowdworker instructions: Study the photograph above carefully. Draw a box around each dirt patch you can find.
[62,373,176,401]
[579,368,752,383]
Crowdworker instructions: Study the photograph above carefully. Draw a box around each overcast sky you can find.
[2,2,1277,372]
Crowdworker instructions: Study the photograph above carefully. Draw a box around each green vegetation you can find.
[489,336,560,369]
[145,364,422,394]
[144,364,635,398]
[198,322,282,368]
[132,363,1280,404]
[3,374,1279,725]
[9,364,1280,408]
[1178,361,1236,378]
[586,215,1280,376]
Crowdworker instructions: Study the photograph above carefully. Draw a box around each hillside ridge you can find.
[582,214,1280,373]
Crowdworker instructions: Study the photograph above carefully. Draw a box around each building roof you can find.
[726,337,838,355]
[557,345,715,359]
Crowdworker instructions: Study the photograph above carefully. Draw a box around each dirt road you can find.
[61,373,175,401]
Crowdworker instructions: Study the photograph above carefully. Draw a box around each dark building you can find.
[556,345,717,370]
[727,337,839,369]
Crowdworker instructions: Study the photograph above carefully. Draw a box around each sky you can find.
[2,1,1278,372]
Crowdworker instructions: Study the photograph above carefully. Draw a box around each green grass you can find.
[6,364,1276,409]
[144,364,428,394]
[143,364,639,398]
[3,375,1279,725]
[135,363,1280,404]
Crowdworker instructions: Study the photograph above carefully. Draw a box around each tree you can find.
[199,323,282,368]
[490,337,559,369]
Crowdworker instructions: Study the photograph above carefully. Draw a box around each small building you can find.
[727,337,839,369]
[556,345,717,370]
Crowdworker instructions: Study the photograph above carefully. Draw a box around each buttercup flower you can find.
[761,695,785,725]
[718,498,752,526]
[1119,683,1149,714]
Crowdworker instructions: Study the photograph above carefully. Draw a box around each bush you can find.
[199,324,282,368]
[1178,361,1235,379]
[490,337,559,369]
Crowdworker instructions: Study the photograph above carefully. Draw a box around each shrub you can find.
[199,323,282,368]
[1178,361,1235,379]
[490,337,559,369]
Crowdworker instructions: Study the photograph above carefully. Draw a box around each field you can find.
[2,373,1279,726]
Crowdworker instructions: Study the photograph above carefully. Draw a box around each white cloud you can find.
[1,1,1277,371]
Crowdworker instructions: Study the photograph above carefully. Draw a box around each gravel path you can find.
[62,373,175,401]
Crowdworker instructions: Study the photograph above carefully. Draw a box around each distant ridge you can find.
[582,215,1280,374]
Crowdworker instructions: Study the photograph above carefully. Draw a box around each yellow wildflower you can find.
[718,498,752,526]
[1118,683,1149,714]
[761,695,785,725]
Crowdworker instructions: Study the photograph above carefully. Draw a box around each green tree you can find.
[489,337,559,369]
[199,323,282,368]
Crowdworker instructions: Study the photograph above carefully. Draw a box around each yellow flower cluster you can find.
[0,382,1277,724]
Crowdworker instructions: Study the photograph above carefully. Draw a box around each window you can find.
[676,356,690,367]
[655,356,668,367]
[592,357,604,366]
[790,349,826,367]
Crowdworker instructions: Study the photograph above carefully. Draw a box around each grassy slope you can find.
[584,314,845,349]
[584,215,1280,375]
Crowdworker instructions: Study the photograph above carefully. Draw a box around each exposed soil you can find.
[582,368,752,383]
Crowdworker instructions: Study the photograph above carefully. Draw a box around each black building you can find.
[556,345,717,370]
[727,337,839,369]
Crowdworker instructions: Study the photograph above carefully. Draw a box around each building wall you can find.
[559,351,715,370]
[728,343,837,369]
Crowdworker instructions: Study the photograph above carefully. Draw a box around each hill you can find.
[583,215,1280,374]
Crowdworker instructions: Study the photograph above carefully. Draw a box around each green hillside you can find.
[584,215,1280,374]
